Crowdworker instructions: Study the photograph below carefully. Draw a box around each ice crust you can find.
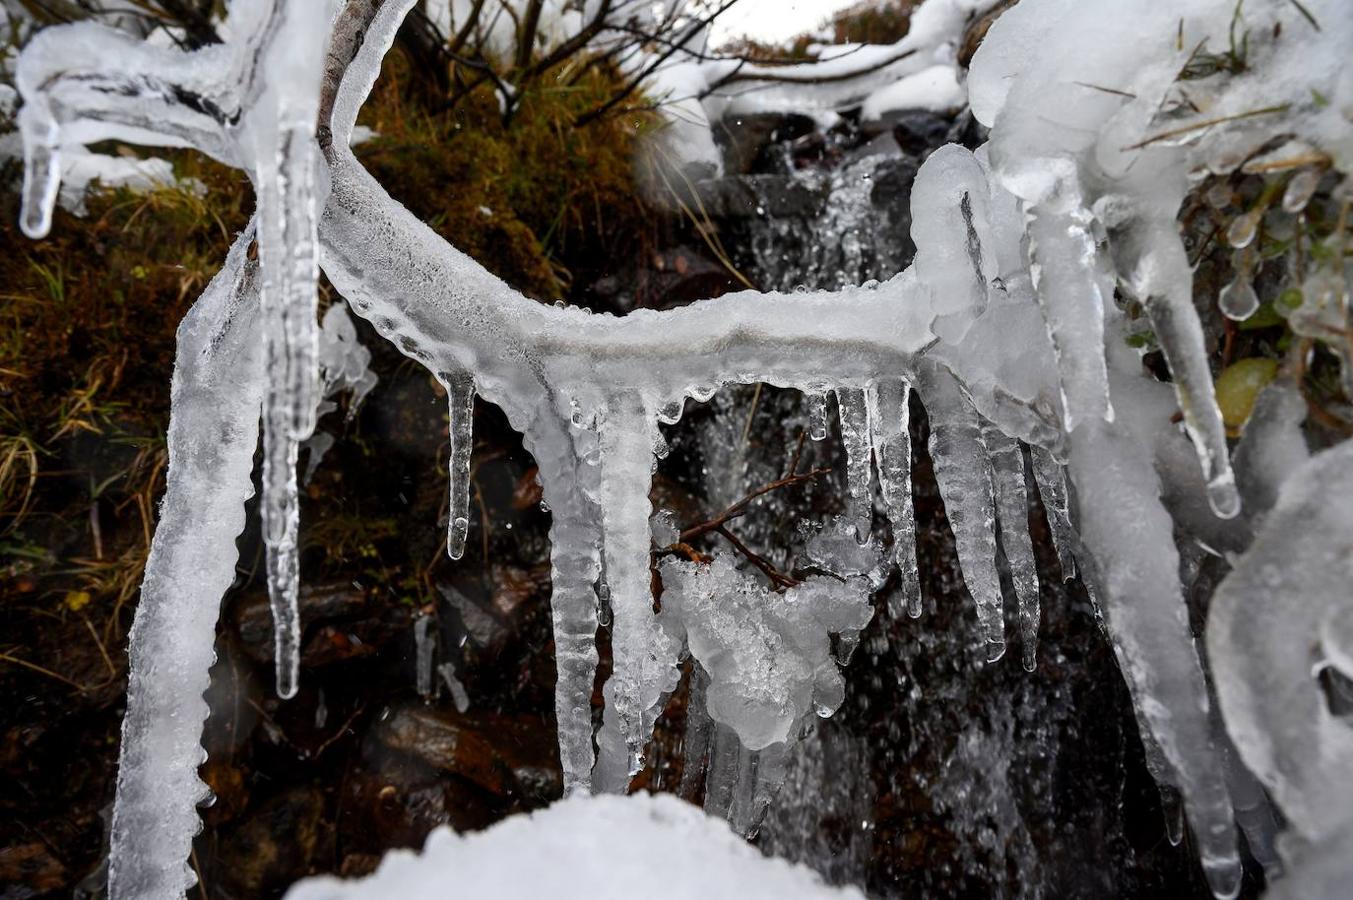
[11,0,1353,897]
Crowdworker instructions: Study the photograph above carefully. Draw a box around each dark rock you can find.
[841,132,906,169]
[685,174,831,220]
[715,112,819,175]
[370,703,561,802]
[0,843,67,898]
[643,246,741,310]
[232,581,412,668]
[212,786,326,898]
[888,110,955,158]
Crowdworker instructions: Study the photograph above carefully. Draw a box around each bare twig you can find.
[0,650,86,692]
[714,525,799,589]
[680,465,831,543]
[1125,104,1291,151]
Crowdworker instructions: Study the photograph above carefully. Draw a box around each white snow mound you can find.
[284,793,865,899]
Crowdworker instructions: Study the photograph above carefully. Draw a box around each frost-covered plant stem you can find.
[109,230,265,899]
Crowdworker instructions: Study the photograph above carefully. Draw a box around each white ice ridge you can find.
[284,792,864,899]
[11,0,1353,897]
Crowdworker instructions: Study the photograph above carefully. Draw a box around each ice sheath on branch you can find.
[109,228,266,899]
[12,0,1353,897]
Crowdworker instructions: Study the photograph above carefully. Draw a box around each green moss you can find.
[356,50,658,301]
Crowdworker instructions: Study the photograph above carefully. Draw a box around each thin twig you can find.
[714,525,799,589]
[1124,104,1291,150]
[0,651,86,691]
[83,616,118,680]
[315,704,366,758]
[680,466,831,543]
[783,429,808,478]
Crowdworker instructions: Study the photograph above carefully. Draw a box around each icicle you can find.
[522,415,602,794]
[679,668,714,801]
[594,397,680,791]
[255,120,324,700]
[1070,419,1240,899]
[260,411,302,699]
[438,664,471,713]
[732,742,791,838]
[1232,377,1309,517]
[982,422,1040,671]
[1225,208,1261,250]
[17,104,59,239]
[414,613,435,700]
[1029,445,1076,580]
[918,363,1005,661]
[109,229,265,900]
[835,387,873,540]
[444,372,475,559]
[806,390,829,440]
[865,379,922,618]
[703,723,743,820]
[1118,218,1241,519]
[1026,207,1113,431]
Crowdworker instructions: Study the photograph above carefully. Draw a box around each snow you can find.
[861,64,966,122]
[284,793,864,900]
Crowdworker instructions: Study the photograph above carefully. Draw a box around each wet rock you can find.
[644,246,741,310]
[887,110,954,157]
[211,786,326,898]
[683,174,831,220]
[842,132,905,168]
[232,581,412,668]
[716,112,819,175]
[369,703,561,803]
[439,582,506,650]
[0,843,67,898]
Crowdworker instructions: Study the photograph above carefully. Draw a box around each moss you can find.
[356,49,659,301]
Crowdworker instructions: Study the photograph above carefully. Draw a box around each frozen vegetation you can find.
[8,0,1353,897]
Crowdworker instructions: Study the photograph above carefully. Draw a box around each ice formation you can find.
[284,792,863,899]
[10,0,1353,897]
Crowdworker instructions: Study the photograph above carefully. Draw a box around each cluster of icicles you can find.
[12,0,1353,898]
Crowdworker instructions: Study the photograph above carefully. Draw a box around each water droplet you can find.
[1218,277,1259,320]
[1205,182,1233,210]
[1226,208,1261,249]
[1282,168,1322,213]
